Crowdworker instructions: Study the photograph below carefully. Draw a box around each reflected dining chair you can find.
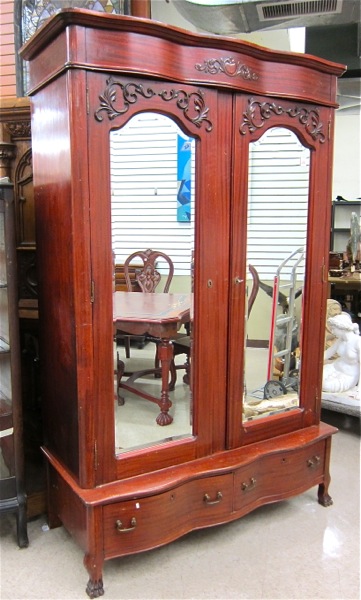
[115,249,191,402]
[124,248,174,294]
[116,249,175,357]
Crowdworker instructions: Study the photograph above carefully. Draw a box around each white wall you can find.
[332,112,361,201]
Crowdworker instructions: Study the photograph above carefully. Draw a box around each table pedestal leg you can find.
[156,340,173,426]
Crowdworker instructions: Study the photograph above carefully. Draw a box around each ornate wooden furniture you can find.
[119,248,175,356]
[0,98,46,519]
[0,179,28,548]
[114,262,141,292]
[21,9,345,598]
[124,248,174,293]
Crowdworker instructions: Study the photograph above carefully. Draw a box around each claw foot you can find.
[156,411,173,426]
[86,578,104,598]
[318,483,333,507]
[318,493,333,507]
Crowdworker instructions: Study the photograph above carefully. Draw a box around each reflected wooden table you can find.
[113,292,191,425]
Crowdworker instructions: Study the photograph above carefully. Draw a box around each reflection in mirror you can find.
[243,127,310,421]
[110,113,195,453]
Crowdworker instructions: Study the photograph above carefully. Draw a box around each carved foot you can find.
[318,483,333,507]
[84,553,104,598]
[318,493,333,507]
[86,578,104,598]
[156,411,173,426]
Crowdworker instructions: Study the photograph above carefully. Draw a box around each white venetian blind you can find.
[247,127,310,279]
[110,113,195,275]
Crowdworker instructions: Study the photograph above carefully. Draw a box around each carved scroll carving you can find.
[240,98,326,143]
[195,58,259,81]
[95,77,213,131]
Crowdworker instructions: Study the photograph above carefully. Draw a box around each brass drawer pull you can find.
[307,455,321,469]
[241,477,256,491]
[203,491,223,505]
[115,517,137,533]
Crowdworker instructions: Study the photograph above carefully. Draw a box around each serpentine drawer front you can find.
[103,474,233,558]
[234,441,325,511]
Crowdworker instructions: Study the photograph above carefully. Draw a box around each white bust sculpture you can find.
[322,312,360,394]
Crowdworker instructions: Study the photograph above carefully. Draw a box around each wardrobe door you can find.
[86,72,232,482]
[228,95,334,448]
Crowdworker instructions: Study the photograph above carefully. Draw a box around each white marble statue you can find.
[322,312,360,394]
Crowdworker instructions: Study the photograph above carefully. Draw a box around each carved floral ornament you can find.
[5,121,31,140]
[94,77,213,132]
[195,57,259,81]
[240,98,326,143]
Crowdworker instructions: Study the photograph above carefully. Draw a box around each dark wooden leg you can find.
[156,339,173,426]
[116,352,125,406]
[155,343,177,390]
[16,494,29,548]
[318,436,333,507]
[84,553,104,598]
[318,482,333,507]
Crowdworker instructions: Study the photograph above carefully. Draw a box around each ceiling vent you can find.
[174,0,360,35]
[257,0,343,22]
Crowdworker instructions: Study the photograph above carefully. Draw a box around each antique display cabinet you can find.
[21,10,344,597]
[0,179,28,548]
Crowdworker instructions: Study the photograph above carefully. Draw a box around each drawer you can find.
[103,473,233,559]
[234,440,325,512]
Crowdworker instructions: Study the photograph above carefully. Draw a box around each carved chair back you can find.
[124,249,174,293]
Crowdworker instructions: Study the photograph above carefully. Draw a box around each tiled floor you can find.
[0,345,360,600]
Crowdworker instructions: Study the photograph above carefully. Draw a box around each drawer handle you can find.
[307,455,321,469]
[115,517,137,533]
[203,491,223,505]
[241,477,256,491]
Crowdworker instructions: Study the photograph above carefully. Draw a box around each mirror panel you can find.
[110,113,195,453]
[243,127,310,421]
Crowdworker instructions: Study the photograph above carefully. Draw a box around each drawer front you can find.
[234,440,326,512]
[103,473,233,558]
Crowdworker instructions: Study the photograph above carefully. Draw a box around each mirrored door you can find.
[243,127,310,421]
[110,112,195,454]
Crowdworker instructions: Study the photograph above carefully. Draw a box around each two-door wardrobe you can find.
[20,9,345,597]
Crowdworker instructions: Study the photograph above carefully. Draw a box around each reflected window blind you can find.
[110,113,195,275]
[247,128,310,280]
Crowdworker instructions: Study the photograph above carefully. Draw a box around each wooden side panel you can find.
[31,71,94,486]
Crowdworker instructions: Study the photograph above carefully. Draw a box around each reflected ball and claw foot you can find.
[86,578,104,598]
[156,411,174,426]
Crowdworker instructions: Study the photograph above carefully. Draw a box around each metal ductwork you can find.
[172,0,360,34]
